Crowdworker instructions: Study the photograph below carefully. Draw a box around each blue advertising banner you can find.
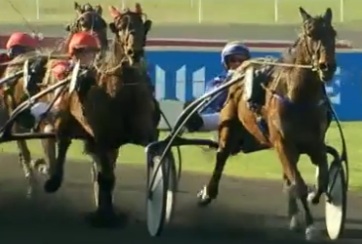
[146,50,362,121]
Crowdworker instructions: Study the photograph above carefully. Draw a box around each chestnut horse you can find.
[197,7,336,240]
[43,3,159,227]
[0,2,109,197]
[0,53,56,197]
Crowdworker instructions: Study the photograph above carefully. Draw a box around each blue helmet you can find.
[221,41,250,64]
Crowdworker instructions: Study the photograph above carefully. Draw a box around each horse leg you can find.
[197,120,239,206]
[88,141,119,209]
[306,145,329,205]
[87,147,119,227]
[38,124,57,176]
[274,140,318,240]
[283,173,302,231]
[16,139,36,198]
[44,136,71,193]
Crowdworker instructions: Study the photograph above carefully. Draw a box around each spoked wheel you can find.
[146,145,177,237]
[325,160,347,240]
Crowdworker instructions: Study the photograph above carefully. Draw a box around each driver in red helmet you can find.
[38,31,101,114]
[51,31,100,81]
[0,32,39,77]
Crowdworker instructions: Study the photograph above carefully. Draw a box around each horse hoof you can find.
[307,191,320,205]
[38,165,49,175]
[289,214,303,232]
[196,185,214,207]
[85,210,124,228]
[44,176,62,193]
[305,224,321,241]
[31,158,46,169]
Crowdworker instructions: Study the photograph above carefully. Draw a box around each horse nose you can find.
[127,49,134,56]
[318,62,328,71]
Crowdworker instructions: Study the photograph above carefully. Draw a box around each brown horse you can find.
[0,1,108,197]
[0,52,56,197]
[197,7,336,240]
[43,3,158,227]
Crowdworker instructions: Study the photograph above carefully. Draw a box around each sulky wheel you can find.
[325,152,347,240]
[91,162,99,207]
[146,144,177,237]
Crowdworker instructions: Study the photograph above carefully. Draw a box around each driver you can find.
[184,41,250,132]
[30,31,100,119]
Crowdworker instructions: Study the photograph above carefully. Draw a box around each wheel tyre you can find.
[146,148,177,237]
[165,152,177,224]
[91,163,99,207]
[325,162,347,240]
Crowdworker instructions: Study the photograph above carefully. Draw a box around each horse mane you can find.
[5,51,40,75]
[279,35,304,68]
[101,37,122,66]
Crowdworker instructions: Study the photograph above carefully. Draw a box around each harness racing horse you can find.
[107,4,159,133]
[0,2,109,198]
[197,7,337,239]
[43,3,159,227]
[0,53,56,197]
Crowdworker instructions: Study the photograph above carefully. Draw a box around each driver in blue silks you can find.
[184,41,251,132]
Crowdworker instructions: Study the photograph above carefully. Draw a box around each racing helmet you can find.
[6,32,38,49]
[221,41,250,64]
[67,31,101,56]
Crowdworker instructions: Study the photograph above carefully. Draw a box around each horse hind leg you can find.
[283,174,302,232]
[16,140,36,198]
[197,120,239,207]
[274,140,319,240]
[306,146,329,205]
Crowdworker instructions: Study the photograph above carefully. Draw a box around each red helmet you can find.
[6,32,38,49]
[67,31,101,56]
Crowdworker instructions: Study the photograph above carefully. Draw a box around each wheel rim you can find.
[147,156,166,236]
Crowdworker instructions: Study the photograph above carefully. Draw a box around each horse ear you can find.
[299,7,311,22]
[94,5,103,16]
[135,3,142,14]
[108,5,120,18]
[144,20,152,35]
[74,1,83,14]
[324,8,332,24]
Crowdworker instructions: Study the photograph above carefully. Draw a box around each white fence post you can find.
[274,0,279,23]
[198,0,202,24]
[339,0,344,22]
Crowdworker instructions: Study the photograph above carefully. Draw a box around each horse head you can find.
[108,3,152,65]
[295,7,337,82]
[65,2,109,51]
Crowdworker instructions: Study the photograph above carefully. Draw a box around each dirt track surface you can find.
[0,23,361,47]
[0,22,362,243]
[0,153,360,244]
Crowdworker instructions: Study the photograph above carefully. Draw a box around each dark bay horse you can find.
[197,7,336,240]
[43,3,159,227]
[64,2,109,55]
